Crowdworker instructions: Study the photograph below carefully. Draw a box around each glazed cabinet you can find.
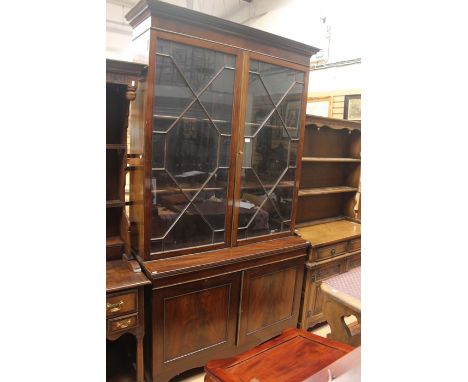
[124,1,317,381]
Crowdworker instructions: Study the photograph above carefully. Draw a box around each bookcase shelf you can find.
[106,82,130,261]
[297,116,361,225]
[299,186,358,197]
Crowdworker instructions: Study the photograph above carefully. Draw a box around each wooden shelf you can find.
[296,219,361,246]
[107,236,125,247]
[299,186,358,197]
[302,157,360,163]
[107,200,125,208]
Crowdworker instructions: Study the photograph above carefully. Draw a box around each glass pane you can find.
[154,55,194,118]
[252,110,289,193]
[278,82,304,138]
[162,205,213,251]
[150,170,190,240]
[238,168,267,230]
[151,39,236,253]
[244,73,275,137]
[199,68,235,134]
[192,168,229,231]
[258,61,296,105]
[152,132,165,169]
[157,39,235,94]
[289,140,298,167]
[236,60,304,240]
[166,102,219,191]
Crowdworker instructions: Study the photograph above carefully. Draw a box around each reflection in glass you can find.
[237,60,304,239]
[151,39,235,253]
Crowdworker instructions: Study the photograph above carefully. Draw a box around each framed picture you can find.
[344,94,361,121]
[306,96,332,117]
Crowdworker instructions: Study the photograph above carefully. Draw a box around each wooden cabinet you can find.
[106,59,151,382]
[296,116,361,330]
[123,1,317,381]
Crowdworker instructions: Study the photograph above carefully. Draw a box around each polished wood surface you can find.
[150,273,241,382]
[106,259,151,293]
[143,236,308,280]
[123,2,316,380]
[204,328,353,382]
[238,258,305,346]
[297,220,361,247]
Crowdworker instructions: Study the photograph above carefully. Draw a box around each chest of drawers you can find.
[296,220,361,329]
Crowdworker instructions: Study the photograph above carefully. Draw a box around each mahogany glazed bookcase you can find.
[124,1,318,381]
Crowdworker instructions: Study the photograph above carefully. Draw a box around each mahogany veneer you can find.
[124,1,318,380]
[204,328,353,382]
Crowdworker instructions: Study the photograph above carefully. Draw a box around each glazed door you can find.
[234,57,307,243]
[149,38,238,256]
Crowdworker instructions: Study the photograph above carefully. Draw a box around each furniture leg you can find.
[136,335,144,382]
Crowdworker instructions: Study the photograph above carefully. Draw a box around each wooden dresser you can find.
[106,59,151,382]
[124,1,318,380]
[296,116,361,330]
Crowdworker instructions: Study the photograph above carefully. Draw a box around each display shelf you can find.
[298,186,358,197]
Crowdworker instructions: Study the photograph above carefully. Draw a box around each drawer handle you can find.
[107,300,124,313]
[116,319,132,329]
[330,248,336,255]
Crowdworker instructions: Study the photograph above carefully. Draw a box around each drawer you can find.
[106,290,137,318]
[348,253,361,270]
[316,241,347,260]
[316,263,342,281]
[348,238,361,252]
[107,314,137,334]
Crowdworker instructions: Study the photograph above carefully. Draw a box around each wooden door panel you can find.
[152,273,241,370]
[239,256,305,346]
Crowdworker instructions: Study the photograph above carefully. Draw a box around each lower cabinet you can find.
[143,239,308,382]
[238,259,304,347]
[150,273,241,382]
[299,252,361,330]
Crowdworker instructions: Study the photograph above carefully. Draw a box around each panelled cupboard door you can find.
[151,273,241,377]
[238,257,305,346]
[149,38,238,255]
[236,59,306,242]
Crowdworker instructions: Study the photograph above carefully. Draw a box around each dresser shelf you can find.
[299,186,358,197]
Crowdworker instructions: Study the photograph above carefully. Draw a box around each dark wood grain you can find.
[204,328,353,382]
[106,259,151,293]
[143,236,308,280]
[238,258,305,346]
[151,274,241,382]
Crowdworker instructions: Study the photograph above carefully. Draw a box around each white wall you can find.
[309,63,362,94]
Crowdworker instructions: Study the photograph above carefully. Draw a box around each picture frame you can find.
[283,100,301,137]
[344,94,361,121]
